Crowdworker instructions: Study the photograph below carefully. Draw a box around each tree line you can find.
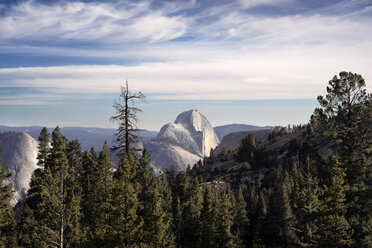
[1,126,250,247]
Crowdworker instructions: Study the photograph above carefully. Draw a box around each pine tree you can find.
[264,170,297,247]
[66,139,82,177]
[296,156,321,247]
[19,129,51,247]
[37,127,50,167]
[312,72,369,187]
[137,148,175,247]
[200,187,219,248]
[0,141,17,248]
[237,133,258,163]
[248,175,267,247]
[180,178,202,248]
[171,171,189,245]
[311,71,372,244]
[158,174,176,248]
[64,139,83,246]
[80,149,98,240]
[315,154,353,247]
[216,189,239,248]
[109,151,143,247]
[33,127,82,248]
[149,181,176,247]
[92,142,114,246]
[79,142,114,247]
[234,187,249,247]
[279,176,297,246]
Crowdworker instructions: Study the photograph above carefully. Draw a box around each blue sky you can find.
[0,0,372,130]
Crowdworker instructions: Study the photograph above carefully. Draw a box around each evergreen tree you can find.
[109,151,143,247]
[315,154,353,247]
[216,189,239,248]
[248,175,267,247]
[296,156,321,247]
[237,133,258,163]
[37,127,50,167]
[66,139,82,177]
[64,139,83,246]
[312,71,370,187]
[264,170,297,247]
[171,171,190,246]
[33,127,82,248]
[137,148,175,247]
[0,141,17,248]
[93,142,114,246]
[158,174,176,247]
[200,187,219,248]
[80,149,98,239]
[180,178,202,248]
[79,142,114,247]
[20,128,51,247]
[311,71,372,244]
[234,187,249,247]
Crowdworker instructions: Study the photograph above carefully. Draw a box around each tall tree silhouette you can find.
[110,80,146,157]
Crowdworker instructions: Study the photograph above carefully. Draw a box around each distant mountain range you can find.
[0,125,158,151]
[0,123,271,151]
[214,124,274,141]
[1,113,272,204]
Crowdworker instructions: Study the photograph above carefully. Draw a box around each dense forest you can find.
[0,71,371,247]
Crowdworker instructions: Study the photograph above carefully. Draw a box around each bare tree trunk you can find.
[125,81,129,154]
[110,80,146,157]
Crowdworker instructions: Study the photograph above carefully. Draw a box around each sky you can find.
[1,0,372,130]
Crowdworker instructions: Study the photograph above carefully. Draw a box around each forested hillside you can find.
[0,72,371,247]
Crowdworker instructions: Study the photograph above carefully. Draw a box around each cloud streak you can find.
[1,0,372,105]
[1,43,372,104]
[1,0,371,47]
[0,0,189,44]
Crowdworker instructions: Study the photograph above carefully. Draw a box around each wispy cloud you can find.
[1,0,371,47]
[0,0,189,44]
[238,0,295,9]
[1,0,372,104]
[1,45,371,104]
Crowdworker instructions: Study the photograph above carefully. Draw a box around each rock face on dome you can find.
[0,132,39,206]
[144,110,219,172]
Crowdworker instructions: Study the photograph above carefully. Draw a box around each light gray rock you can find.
[144,110,219,171]
[0,132,39,206]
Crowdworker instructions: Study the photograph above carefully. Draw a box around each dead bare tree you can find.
[110,80,146,157]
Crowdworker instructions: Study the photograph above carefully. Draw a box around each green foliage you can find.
[9,72,372,247]
[311,71,372,245]
[137,148,175,247]
[0,142,18,248]
[216,189,239,248]
[20,127,82,248]
[296,156,321,247]
[315,155,353,247]
[234,187,249,247]
[80,142,113,247]
[200,187,219,247]
[37,127,50,167]
[237,134,259,163]
[109,151,143,247]
[19,129,48,247]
